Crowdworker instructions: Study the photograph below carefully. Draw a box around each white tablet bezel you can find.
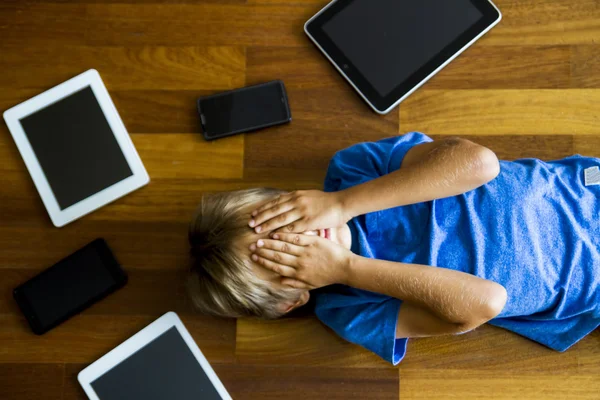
[304,0,502,115]
[2,69,149,227]
[78,312,233,400]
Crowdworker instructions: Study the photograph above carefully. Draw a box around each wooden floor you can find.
[1,0,599,399]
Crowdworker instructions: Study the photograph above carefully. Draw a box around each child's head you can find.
[187,188,310,319]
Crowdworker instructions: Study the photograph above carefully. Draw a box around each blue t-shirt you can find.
[314,132,600,365]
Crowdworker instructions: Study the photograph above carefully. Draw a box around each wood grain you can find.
[399,90,600,135]
[1,0,599,399]
[489,0,600,45]
[236,317,391,368]
[0,363,65,400]
[132,134,245,179]
[571,45,600,88]
[400,369,600,400]
[401,325,600,374]
[0,314,235,364]
[213,364,399,400]
[0,45,245,91]
[428,135,575,161]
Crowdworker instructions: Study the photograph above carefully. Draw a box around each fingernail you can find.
[272,234,279,240]
[255,226,262,233]
[249,244,256,251]
[251,254,258,261]
[257,240,264,247]
[249,220,255,228]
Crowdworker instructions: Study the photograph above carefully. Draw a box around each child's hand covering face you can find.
[248,190,350,235]
[249,232,354,290]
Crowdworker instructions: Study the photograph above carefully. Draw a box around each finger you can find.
[253,248,298,267]
[254,210,304,234]
[251,254,297,278]
[281,278,315,290]
[249,202,295,230]
[250,239,303,256]
[250,193,293,218]
[273,218,308,234]
[270,232,318,247]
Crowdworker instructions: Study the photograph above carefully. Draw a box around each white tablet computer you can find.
[78,312,233,400]
[3,69,149,227]
[305,0,502,114]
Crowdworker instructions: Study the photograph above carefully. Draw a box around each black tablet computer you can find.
[305,0,502,114]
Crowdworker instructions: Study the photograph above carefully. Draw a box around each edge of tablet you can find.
[2,69,150,227]
[304,0,503,115]
[77,311,233,400]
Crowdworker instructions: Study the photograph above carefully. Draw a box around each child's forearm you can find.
[339,138,499,218]
[343,255,507,325]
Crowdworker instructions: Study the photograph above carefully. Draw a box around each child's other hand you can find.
[248,190,350,234]
[249,233,353,289]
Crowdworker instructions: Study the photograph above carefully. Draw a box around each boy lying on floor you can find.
[187,132,600,365]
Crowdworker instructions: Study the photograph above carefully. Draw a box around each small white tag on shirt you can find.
[584,167,600,186]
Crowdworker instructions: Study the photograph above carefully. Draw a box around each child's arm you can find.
[339,137,500,221]
[346,256,507,337]
[251,233,507,338]
[250,137,499,234]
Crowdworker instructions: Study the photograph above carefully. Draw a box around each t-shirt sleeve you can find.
[324,132,433,192]
[314,287,408,365]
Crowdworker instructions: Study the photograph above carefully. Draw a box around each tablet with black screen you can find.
[3,70,149,227]
[78,312,232,400]
[305,0,502,114]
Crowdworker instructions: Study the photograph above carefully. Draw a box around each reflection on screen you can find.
[91,327,224,400]
[323,0,483,96]
[19,86,133,210]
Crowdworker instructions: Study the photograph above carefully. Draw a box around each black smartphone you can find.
[13,239,127,335]
[197,80,292,141]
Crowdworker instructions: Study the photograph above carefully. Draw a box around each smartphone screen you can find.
[13,239,127,334]
[198,80,291,140]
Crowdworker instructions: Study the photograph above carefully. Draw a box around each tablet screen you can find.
[322,0,483,97]
[19,86,133,210]
[91,327,224,400]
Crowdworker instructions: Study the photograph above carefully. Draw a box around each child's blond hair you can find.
[187,188,303,319]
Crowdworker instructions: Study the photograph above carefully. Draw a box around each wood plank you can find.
[573,135,600,158]
[400,325,600,374]
[571,45,600,89]
[132,134,244,179]
[0,3,87,46]
[399,90,600,135]
[0,314,235,364]
[0,268,194,316]
[489,0,600,46]
[400,369,600,400]
[111,90,204,134]
[0,363,65,400]
[245,134,575,181]
[3,1,600,48]
[236,317,390,368]
[247,46,572,90]
[0,223,189,270]
[214,364,398,400]
[0,45,245,91]
[85,3,318,47]
[429,134,574,161]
